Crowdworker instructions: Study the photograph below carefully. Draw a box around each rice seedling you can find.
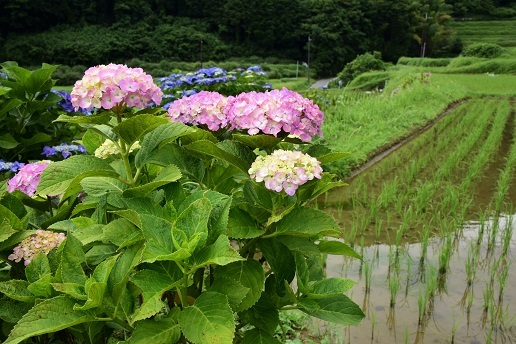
[364,258,373,294]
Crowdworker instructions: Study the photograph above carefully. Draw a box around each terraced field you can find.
[451,20,516,47]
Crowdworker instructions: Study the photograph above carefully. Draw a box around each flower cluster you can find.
[7,161,51,196]
[42,143,87,159]
[225,88,324,141]
[52,90,92,114]
[159,67,232,91]
[166,91,228,131]
[248,150,323,196]
[0,159,24,173]
[94,139,140,159]
[71,64,163,111]
[8,230,66,266]
[166,88,323,141]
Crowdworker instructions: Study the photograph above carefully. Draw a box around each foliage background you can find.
[1,0,514,76]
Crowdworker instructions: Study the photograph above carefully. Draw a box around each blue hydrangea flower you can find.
[0,159,25,172]
[41,143,87,159]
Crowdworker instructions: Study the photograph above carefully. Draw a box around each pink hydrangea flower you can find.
[224,88,324,142]
[71,64,163,111]
[7,161,51,197]
[166,91,228,131]
[248,150,323,196]
[8,230,66,266]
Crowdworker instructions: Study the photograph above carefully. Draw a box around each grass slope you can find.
[451,20,516,47]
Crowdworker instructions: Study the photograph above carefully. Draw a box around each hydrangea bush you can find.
[0,63,363,344]
[159,65,270,108]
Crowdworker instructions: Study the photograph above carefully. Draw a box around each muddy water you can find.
[316,99,516,343]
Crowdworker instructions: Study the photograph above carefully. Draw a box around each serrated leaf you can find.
[130,263,182,323]
[227,208,263,239]
[135,121,194,168]
[0,299,32,323]
[112,114,170,146]
[299,294,364,325]
[0,203,24,231]
[311,278,357,296]
[241,293,279,334]
[51,283,86,300]
[0,192,27,219]
[241,328,281,344]
[128,317,181,344]
[316,152,350,165]
[214,260,264,311]
[277,236,320,257]
[0,280,35,302]
[123,164,182,198]
[173,197,211,253]
[209,277,249,311]
[37,155,118,199]
[258,238,295,294]
[74,256,117,311]
[232,134,283,150]
[179,291,235,344]
[55,233,86,285]
[25,252,51,283]
[54,113,112,125]
[80,176,127,197]
[190,235,244,269]
[103,218,143,248]
[27,274,53,298]
[272,207,340,238]
[0,219,17,243]
[4,296,96,344]
[184,140,250,173]
[318,240,361,260]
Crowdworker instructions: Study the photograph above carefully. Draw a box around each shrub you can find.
[348,71,391,90]
[461,43,505,58]
[338,52,386,84]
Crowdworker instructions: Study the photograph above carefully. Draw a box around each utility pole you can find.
[200,40,203,68]
[307,35,311,86]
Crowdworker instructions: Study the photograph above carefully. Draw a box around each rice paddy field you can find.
[307,73,516,343]
[451,20,516,48]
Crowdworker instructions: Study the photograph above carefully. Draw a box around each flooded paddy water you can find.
[317,97,516,343]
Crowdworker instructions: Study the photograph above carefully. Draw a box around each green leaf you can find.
[18,133,52,147]
[214,260,265,311]
[26,64,58,94]
[277,236,320,257]
[232,134,283,150]
[0,203,24,231]
[113,114,170,146]
[130,263,182,323]
[179,291,235,344]
[80,176,127,197]
[241,293,279,334]
[27,274,53,298]
[54,113,112,125]
[190,235,244,270]
[0,220,17,243]
[0,133,19,149]
[298,294,365,325]
[4,296,96,344]
[51,283,86,300]
[272,207,340,238]
[241,328,281,344]
[140,214,189,263]
[37,155,118,199]
[311,278,357,296]
[85,244,118,266]
[173,197,212,253]
[0,192,27,219]
[209,277,249,311]
[135,121,194,168]
[102,218,142,248]
[147,143,205,182]
[123,164,182,198]
[25,252,51,284]
[55,233,86,285]
[0,280,35,302]
[74,255,117,311]
[227,208,263,239]
[184,140,250,173]
[81,129,105,154]
[0,299,32,323]
[49,218,103,246]
[128,317,181,344]
[317,240,361,260]
[258,238,295,294]
[0,99,23,117]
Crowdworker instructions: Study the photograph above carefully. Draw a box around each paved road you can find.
[310,78,336,89]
